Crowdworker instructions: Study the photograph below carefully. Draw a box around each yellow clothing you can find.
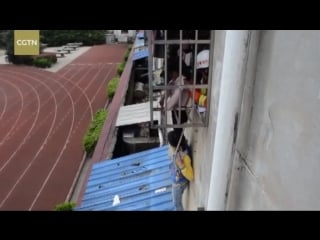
[191,89,207,107]
[169,146,194,182]
[180,153,194,182]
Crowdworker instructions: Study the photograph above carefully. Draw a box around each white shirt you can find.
[165,76,190,111]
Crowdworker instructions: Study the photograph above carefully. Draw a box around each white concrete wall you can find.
[207,30,253,210]
[228,30,320,210]
[113,30,121,36]
[128,30,136,37]
[113,30,136,43]
[185,31,227,210]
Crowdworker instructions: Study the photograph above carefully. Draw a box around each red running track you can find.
[0,44,127,210]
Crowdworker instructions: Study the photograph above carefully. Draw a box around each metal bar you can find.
[155,122,206,128]
[205,30,215,126]
[153,84,209,90]
[148,30,154,127]
[153,39,211,44]
[178,30,182,125]
[164,30,168,140]
[192,30,199,126]
[153,106,193,111]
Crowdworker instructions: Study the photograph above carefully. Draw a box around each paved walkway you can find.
[43,47,91,72]
[0,47,91,72]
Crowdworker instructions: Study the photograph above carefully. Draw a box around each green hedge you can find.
[54,202,76,211]
[123,47,131,62]
[117,62,125,76]
[107,45,131,99]
[118,45,132,74]
[33,52,57,68]
[37,52,58,63]
[107,77,120,99]
[83,109,108,155]
[33,58,52,68]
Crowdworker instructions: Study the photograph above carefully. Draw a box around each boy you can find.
[167,130,194,211]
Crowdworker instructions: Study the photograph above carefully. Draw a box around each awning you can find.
[116,101,160,127]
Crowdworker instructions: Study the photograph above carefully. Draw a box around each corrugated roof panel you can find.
[134,37,145,49]
[136,31,144,39]
[132,31,147,60]
[134,41,145,49]
[116,101,160,127]
[132,46,148,61]
[76,145,174,211]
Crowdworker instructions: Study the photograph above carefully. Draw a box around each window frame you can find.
[148,30,214,129]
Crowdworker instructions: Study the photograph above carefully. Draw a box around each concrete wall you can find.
[113,30,136,43]
[185,30,226,210]
[113,30,135,36]
[228,30,320,210]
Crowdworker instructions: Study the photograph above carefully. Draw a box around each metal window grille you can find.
[148,30,214,130]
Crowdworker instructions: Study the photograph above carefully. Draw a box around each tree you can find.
[41,30,107,46]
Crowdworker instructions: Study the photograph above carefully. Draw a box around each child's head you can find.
[167,131,187,151]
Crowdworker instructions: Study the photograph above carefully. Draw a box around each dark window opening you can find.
[113,121,160,158]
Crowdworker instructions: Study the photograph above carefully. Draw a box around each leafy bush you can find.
[107,77,120,99]
[33,58,52,68]
[38,52,57,63]
[54,202,76,211]
[33,52,57,68]
[119,46,131,73]
[117,62,125,76]
[123,47,131,62]
[83,109,108,155]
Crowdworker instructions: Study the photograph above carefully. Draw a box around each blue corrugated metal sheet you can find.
[134,37,145,48]
[132,46,148,61]
[132,31,148,61]
[136,31,144,39]
[134,31,145,47]
[76,145,174,211]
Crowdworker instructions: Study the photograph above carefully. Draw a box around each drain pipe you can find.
[207,30,252,210]
[158,128,164,146]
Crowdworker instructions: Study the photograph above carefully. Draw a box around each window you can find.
[147,30,214,129]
